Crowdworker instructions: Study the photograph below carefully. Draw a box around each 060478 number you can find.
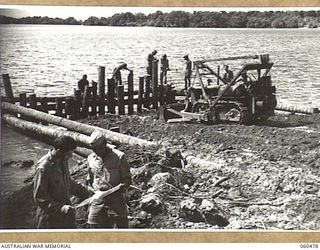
[300,244,319,248]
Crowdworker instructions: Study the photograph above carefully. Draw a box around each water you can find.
[0,25,320,108]
[0,126,50,193]
[0,126,82,193]
[1,25,320,193]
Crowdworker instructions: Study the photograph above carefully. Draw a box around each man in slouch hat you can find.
[86,131,131,228]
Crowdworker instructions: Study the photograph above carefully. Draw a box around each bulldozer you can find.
[162,54,277,125]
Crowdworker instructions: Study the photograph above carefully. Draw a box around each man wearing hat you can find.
[33,136,90,229]
[147,50,158,77]
[86,130,131,228]
[112,63,132,87]
[160,54,170,85]
[183,55,192,89]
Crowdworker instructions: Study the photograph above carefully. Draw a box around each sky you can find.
[0,5,319,20]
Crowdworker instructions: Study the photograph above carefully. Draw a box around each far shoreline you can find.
[0,23,319,29]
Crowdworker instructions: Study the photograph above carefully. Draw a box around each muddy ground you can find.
[1,110,320,230]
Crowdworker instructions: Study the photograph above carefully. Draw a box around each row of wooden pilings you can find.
[1,61,176,119]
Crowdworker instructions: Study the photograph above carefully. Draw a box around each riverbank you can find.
[1,110,320,229]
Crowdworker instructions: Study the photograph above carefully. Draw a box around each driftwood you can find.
[2,102,157,148]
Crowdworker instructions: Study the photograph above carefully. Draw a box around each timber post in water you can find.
[138,76,144,113]
[73,89,82,119]
[65,97,74,119]
[144,75,151,109]
[90,81,98,117]
[128,71,134,115]
[19,92,27,107]
[152,60,159,109]
[40,97,49,113]
[117,85,125,115]
[107,78,116,114]
[81,85,89,118]
[29,94,37,110]
[98,66,106,115]
[55,97,63,117]
[2,74,14,103]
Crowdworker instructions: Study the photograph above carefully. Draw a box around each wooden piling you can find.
[91,81,98,96]
[55,97,63,117]
[128,71,134,114]
[144,75,151,108]
[152,60,159,109]
[138,76,144,113]
[40,97,48,113]
[19,93,27,107]
[159,85,165,106]
[82,85,89,118]
[40,97,49,124]
[2,74,14,103]
[98,66,106,115]
[65,97,74,119]
[107,78,116,114]
[166,86,176,104]
[29,94,37,110]
[117,85,125,115]
[73,89,82,119]
[90,81,98,116]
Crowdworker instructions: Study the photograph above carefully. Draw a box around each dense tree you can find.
[0,10,319,28]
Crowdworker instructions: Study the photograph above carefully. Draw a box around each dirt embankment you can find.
[1,111,320,230]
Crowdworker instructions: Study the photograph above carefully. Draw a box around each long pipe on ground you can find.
[276,104,319,115]
[1,102,157,148]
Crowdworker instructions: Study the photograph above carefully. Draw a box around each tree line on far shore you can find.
[1,10,320,28]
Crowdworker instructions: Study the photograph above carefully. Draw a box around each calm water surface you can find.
[0,25,319,108]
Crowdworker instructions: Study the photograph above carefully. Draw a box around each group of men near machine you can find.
[77,50,235,95]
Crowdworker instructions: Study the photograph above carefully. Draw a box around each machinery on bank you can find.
[162,54,277,125]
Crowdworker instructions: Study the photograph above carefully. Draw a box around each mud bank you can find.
[1,111,320,230]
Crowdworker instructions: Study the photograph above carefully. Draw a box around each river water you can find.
[0,25,320,108]
[1,25,320,193]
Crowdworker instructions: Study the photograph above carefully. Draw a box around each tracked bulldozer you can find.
[162,54,277,125]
